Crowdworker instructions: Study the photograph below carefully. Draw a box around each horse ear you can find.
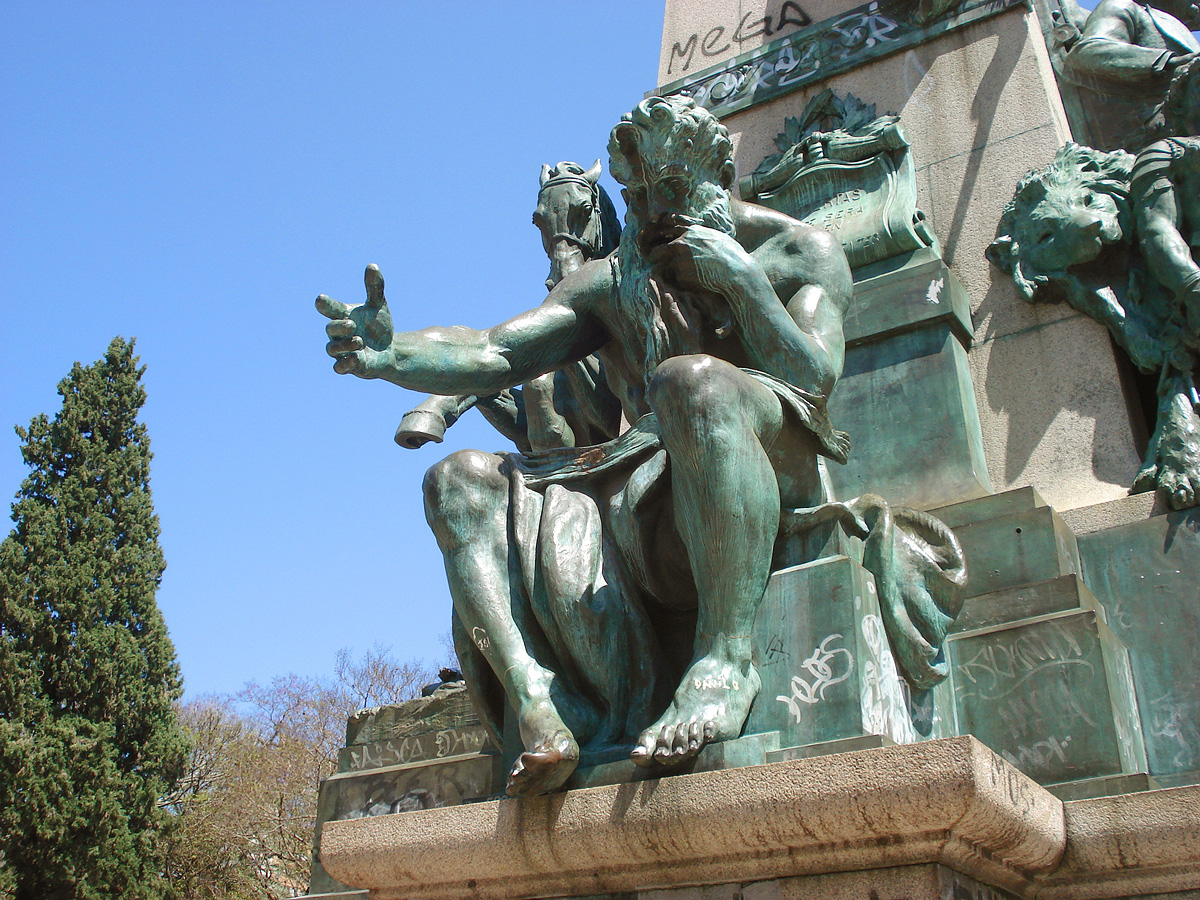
[540,164,552,187]
[584,159,602,184]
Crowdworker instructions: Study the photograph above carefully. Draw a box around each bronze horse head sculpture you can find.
[395,161,622,452]
[533,160,622,291]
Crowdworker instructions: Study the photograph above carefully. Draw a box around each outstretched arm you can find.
[317,263,608,396]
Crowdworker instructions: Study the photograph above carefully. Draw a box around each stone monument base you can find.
[317,735,1199,900]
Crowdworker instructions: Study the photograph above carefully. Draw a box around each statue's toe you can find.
[505,732,578,797]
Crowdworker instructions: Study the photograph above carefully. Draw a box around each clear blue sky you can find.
[1,2,664,698]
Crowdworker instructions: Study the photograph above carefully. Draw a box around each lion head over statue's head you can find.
[987,143,1135,301]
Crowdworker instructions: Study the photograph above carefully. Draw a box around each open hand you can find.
[316,264,394,378]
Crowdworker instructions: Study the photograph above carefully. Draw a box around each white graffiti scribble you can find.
[956,620,1095,700]
[860,614,918,744]
[776,633,853,724]
[1149,688,1200,770]
[1001,735,1072,770]
[829,1,900,58]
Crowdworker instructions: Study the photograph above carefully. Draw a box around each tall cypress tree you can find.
[0,338,188,900]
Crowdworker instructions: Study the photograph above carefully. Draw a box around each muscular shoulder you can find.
[732,199,853,306]
[1082,0,1148,37]
[732,199,840,254]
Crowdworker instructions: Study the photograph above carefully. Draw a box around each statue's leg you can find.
[632,355,823,766]
[423,449,581,795]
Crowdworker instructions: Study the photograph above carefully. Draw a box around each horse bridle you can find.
[538,174,604,260]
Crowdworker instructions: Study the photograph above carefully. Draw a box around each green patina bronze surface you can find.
[1078,507,1200,783]
[739,91,938,270]
[949,573,1102,634]
[747,555,922,749]
[946,609,1146,785]
[316,95,966,797]
[843,251,972,346]
[1059,0,1200,152]
[830,321,991,508]
[989,93,1200,509]
[950,505,1082,599]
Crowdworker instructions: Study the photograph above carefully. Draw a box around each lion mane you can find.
[987,142,1134,304]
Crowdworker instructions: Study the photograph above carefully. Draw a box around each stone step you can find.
[948,502,1081,599]
[930,484,1046,530]
[950,573,1101,636]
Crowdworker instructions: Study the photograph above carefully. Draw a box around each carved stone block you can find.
[317,753,499,823]
[948,503,1082,599]
[828,320,991,508]
[1078,506,1200,784]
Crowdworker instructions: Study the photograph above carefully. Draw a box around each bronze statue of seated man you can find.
[317,96,959,797]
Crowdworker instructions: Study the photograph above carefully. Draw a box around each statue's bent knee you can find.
[423,449,507,529]
[648,354,743,430]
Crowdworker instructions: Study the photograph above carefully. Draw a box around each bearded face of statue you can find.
[602,96,740,389]
[608,96,737,240]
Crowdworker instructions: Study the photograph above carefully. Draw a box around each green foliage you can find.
[0,337,188,900]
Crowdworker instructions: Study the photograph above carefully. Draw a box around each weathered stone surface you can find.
[946,610,1146,785]
[1036,785,1200,899]
[658,0,1025,120]
[963,310,1143,512]
[1057,492,1163,536]
[747,555,921,748]
[742,864,1021,900]
[1078,508,1200,782]
[320,736,1065,900]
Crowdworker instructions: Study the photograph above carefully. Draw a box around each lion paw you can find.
[1154,393,1200,510]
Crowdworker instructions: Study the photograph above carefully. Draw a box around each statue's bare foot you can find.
[1156,392,1200,509]
[506,697,580,797]
[506,730,579,797]
[630,651,760,767]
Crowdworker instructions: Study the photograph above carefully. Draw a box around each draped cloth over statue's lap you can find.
[468,370,849,749]
[459,369,963,751]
